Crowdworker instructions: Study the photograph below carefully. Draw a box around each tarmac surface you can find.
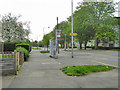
[2,49,119,88]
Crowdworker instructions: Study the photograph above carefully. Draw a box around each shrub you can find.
[4,42,20,52]
[16,43,31,52]
[14,47,29,61]
[40,51,50,53]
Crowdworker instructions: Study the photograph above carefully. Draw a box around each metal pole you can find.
[55,17,58,58]
[57,17,59,54]
[71,0,74,58]
[65,34,66,50]
[43,27,45,51]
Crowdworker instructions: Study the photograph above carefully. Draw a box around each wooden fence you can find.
[0,50,24,75]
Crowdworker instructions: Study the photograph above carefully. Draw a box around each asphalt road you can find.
[2,49,118,88]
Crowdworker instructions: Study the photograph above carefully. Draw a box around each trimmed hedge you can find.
[16,43,31,52]
[4,42,20,52]
[40,51,50,53]
[14,47,29,61]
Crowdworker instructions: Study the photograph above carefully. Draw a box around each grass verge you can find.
[61,65,117,76]
[40,51,50,53]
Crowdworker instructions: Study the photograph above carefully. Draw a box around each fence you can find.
[0,50,24,75]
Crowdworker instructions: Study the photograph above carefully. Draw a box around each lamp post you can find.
[71,0,74,58]
[43,27,50,51]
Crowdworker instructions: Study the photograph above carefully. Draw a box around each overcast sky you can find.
[0,0,119,41]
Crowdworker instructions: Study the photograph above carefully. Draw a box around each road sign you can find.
[52,38,64,40]
[57,30,61,37]
[70,33,77,36]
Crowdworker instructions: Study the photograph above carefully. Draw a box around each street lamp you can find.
[43,27,50,51]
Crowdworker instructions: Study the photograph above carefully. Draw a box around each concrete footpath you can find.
[2,49,118,88]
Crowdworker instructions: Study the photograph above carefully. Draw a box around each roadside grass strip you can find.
[60,65,117,76]
[40,51,50,53]
[32,48,41,50]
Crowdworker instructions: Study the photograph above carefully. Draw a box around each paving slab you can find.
[2,49,118,88]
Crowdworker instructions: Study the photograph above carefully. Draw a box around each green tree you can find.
[43,34,52,51]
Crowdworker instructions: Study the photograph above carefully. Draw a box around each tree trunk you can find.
[47,44,48,51]
[79,43,82,49]
[84,42,87,50]
[95,38,99,49]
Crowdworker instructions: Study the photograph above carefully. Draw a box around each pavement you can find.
[2,48,119,88]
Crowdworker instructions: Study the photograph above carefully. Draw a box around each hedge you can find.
[14,47,29,61]
[4,42,20,52]
[16,43,31,52]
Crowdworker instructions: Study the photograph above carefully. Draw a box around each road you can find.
[2,49,118,88]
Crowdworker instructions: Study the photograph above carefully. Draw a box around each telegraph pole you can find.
[55,17,58,58]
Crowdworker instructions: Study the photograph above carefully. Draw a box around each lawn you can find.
[32,47,41,49]
[61,65,117,76]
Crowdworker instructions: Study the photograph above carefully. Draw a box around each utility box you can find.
[49,39,55,57]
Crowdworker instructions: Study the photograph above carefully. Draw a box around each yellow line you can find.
[93,60,118,68]
[99,58,107,60]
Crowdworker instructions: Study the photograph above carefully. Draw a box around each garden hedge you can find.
[16,43,31,52]
[14,47,29,61]
[4,42,20,52]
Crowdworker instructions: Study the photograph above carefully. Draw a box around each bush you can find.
[16,43,31,52]
[14,47,29,61]
[95,47,120,50]
[40,51,50,53]
[4,42,20,52]
[69,46,77,48]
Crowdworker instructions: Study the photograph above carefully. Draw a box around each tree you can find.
[73,4,96,49]
[42,34,52,51]
[2,13,31,42]
[75,1,118,49]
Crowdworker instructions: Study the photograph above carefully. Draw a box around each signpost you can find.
[57,30,61,37]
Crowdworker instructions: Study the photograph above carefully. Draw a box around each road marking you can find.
[92,60,118,67]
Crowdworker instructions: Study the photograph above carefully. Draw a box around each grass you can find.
[40,51,50,53]
[19,65,22,71]
[61,65,117,76]
[111,49,120,51]
[32,48,41,49]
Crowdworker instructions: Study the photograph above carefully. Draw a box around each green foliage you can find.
[61,65,117,76]
[40,51,50,53]
[4,42,20,52]
[30,41,37,47]
[38,41,43,47]
[16,42,31,52]
[14,47,29,61]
